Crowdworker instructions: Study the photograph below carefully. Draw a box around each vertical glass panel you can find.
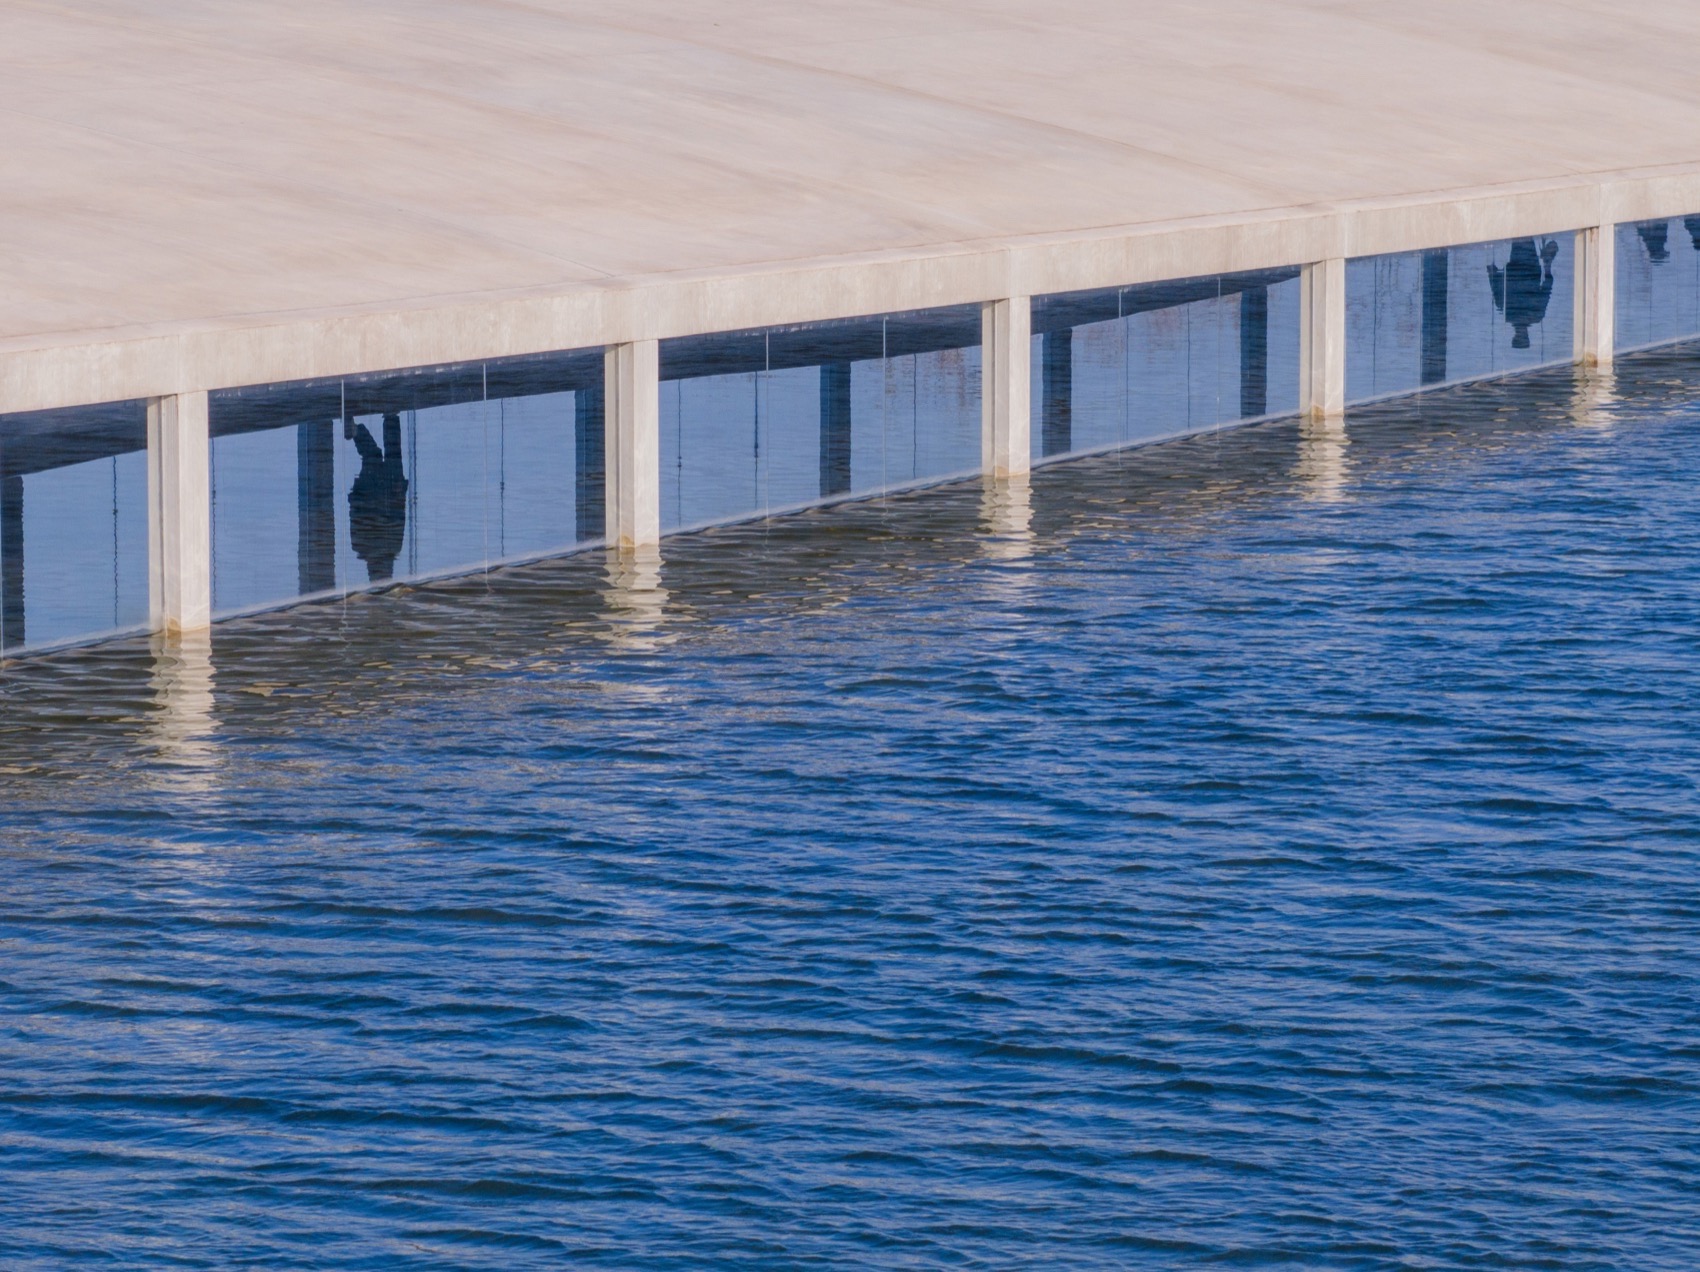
[1347,233,1575,403]
[0,401,149,654]
[659,306,981,533]
[210,350,599,619]
[1615,218,1700,352]
[1029,270,1301,462]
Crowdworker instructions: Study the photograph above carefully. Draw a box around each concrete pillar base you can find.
[1575,224,1616,368]
[604,340,660,549]
[981,298,1031,477]
[147,391,211,633]
[1300,259,1346,420]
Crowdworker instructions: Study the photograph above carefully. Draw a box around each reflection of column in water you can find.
[979,472,1033,562]
[148,628,218,779]
[575,384,606,541]
[601,545,671,650]
[1421,250,1449,385]
[819,362,852,498]
[1041,328,1073,458]
[1,473,22,652]
[297,419,337,596]
[1571,364,1618,432]
[1297,417,1350,503]
[1239,285,1268,418]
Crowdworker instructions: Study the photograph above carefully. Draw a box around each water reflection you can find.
[346,412,409,583]
[1297,417,1350,503]
[1489,238,1559,350]
[602,545,671,651]
[147,628,218,782]
[1570,364,1619,432]
[979,473,1034,561]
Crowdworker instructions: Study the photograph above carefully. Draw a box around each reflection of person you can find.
[346,412,408,581]
[1637,220,1671,264]
[1487,238,1558,350]
[1685,216,1700,253]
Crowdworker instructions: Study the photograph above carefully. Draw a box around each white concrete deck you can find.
[7,0,1700,412]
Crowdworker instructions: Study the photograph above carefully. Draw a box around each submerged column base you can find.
[1300,258,1346,420]
[147,391,212,634]
[605,340,660,550]
[982,298,1032,478]
[1575,224,1616,369]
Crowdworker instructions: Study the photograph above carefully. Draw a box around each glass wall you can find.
[0,401,150,654]
[1616,218,1700,352]
[1028,270,1301,463]
[1347,235,1575,402]
[658,305,982,533]
[210,349,601,618]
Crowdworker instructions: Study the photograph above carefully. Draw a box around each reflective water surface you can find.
[3,350,1699,1268]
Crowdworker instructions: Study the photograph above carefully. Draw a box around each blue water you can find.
[3,349,1699,1268]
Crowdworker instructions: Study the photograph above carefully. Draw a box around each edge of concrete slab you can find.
[7,162,1700,416]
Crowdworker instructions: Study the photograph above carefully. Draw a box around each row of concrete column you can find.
[140,226,1622,637]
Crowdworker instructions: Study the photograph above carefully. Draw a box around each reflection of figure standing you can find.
[1637,220,1671,264]
[1487,238,1558,350]
[347,412,408,582]
[1685,216,1700,253]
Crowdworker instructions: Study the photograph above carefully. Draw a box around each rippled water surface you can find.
[3,354,1699,1269]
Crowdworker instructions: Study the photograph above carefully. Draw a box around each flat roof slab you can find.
[6,0,1700,398]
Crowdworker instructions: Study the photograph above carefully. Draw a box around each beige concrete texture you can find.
[605,341,660,549]
[1299,260,1347,420]
[980,299,1031,478]
[146,391,210,631]
[7,0,1700,412]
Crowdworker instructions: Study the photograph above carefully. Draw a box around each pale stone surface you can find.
[1574,226,1617,367]
[981,299,1031,478]
[6,0,1700,409]
[605,341,660,549]
[146,392,211,632]
[1300,260,1347,419]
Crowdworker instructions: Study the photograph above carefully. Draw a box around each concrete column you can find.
[1,473,22,652]
[1239,285,1268,418]
[604,340,659,549]
[575,382,606,542]
[1420,250,1449,386]
[819,361,852,497]
[296,418,336,596]
[147,391,211,633]
[1040,328,1072,458]
[981,298,1031,477]
[1575,224,1616,368]
[1299,258,1346,419]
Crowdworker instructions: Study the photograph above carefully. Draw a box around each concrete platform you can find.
[7,0,1700,413]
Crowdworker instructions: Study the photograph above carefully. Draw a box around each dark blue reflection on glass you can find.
[0,401,149,654]
[209,350,602,617]
[1029,269,1302,461]
[658,306,983,532]
[1616,216,1700,351]
[1348,234,1575,402]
